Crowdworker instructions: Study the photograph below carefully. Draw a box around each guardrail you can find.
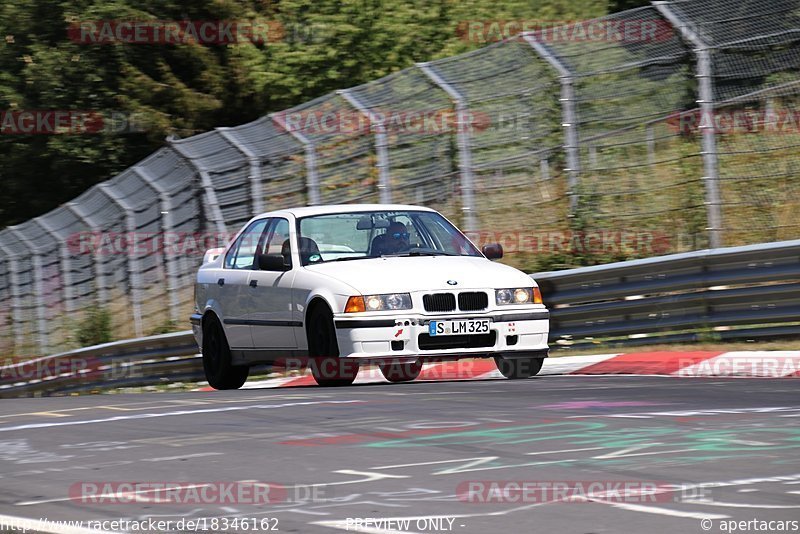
[532,239,800,349]
[3,239,799,397]
[0,331,202,398]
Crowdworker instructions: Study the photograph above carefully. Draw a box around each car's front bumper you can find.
[333,310,549,360]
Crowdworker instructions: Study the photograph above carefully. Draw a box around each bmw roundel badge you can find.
[447,280,458,286]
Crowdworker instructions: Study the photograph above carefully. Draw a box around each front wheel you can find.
[202,315,249,390]
[494,356,543,379]
[379,361,423,383]
[308,305,358,387]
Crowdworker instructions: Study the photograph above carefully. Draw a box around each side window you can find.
[419,213,475,254]
[419,215,451,249]
[262,218,290,256]
[224,219,269,270]
[392,215,423,247]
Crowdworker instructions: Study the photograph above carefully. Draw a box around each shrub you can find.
[75,306,113,347]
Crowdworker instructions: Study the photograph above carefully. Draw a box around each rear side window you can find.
[224,219,269,270]
[262,218,290,256]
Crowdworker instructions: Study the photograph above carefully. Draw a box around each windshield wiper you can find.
[323,256,371,263]
[321,251,457,261]
[385,251,456,257]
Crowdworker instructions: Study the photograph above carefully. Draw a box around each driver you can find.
[373,221,411,255]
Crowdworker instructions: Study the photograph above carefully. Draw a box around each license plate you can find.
[429,319,491,336]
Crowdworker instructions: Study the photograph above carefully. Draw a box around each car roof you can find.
[254,204,437,219]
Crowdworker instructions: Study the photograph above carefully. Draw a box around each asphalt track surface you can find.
[0,376,798,534]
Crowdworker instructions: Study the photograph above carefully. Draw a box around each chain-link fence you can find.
[1,0,798,355]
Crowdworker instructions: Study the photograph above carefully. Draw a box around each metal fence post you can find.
[66,202,109,309]
[654,2,722,249]
[522,33,581,215]
[133,166,182,326]
[270,114,320,205]
[646,124,656,166]
[34,218,74,315]
[8,228,49,353]
[217,128,266,214]
[338,90,392,204]
[417,62,477,232]
[167,141,228,235]
[98,184,144,337]
[0,239,25,350]
[539,157,553,201]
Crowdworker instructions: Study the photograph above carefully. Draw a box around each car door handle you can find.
[217,278,225,286]
[249,280,258,288]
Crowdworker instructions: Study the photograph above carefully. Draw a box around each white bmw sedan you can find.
[191,204,549,389]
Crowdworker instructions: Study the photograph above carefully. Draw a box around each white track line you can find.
[593,501,729,519]
[0,400,363,433]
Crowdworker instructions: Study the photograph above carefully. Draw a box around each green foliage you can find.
[147,319,178,336]
[607,0,650,13]
[523,183,634,273]
[0,0,610,227]
[75,305,113,347]
[695,327,722,344]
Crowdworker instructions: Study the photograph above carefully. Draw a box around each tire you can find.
[379,361,423,383]
[307,305,358,387]
[202,315,249,390]
[494,356,544,379]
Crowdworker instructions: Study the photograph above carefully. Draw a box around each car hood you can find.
[303,256,534,294]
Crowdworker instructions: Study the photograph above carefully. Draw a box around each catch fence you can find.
[1,0,798,354]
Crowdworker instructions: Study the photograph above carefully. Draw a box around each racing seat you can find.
[283,237,322,266]
[370,228,411,256]
[370,233,390,257]
[280,239,292,265]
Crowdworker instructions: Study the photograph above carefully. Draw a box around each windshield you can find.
[296,210,481,264]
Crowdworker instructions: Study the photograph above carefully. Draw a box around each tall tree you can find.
[0,0,609,227]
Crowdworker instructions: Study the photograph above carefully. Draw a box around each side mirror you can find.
[482,243,503,260]
[258,253,291,271]
[202,247,225,264]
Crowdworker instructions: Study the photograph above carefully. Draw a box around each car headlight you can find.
[495,288,542,305]
[345,293,412,312]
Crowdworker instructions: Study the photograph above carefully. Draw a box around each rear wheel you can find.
[202,315,249,390]
[307,305,358,387]
[494,356,543,379]
[379,361,423,383]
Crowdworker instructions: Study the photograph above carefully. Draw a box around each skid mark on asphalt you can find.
[14,470,409,507]
[309,473,800,531]
[0,379,796,534]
